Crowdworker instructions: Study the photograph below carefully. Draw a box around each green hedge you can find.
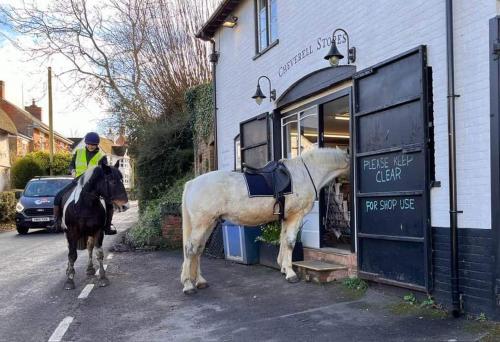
[133,119,193,208]
[28,151,72,175]
[10,157,44,189]
[10,151,72,189]
[0,191,16,222]
[127,173,193,249]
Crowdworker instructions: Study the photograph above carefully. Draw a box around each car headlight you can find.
[15,202,24,213]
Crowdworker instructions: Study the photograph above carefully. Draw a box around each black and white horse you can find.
[61,163,129,290]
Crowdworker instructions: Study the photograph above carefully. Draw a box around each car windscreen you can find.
[23,179,73,197]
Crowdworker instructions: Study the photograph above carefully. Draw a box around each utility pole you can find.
[48,67,54,175]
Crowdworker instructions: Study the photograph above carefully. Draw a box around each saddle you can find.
[244,161,291,221]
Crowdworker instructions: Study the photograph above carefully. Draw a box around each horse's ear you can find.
[114,160,120,169]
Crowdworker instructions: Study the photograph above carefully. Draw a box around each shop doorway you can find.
[319,92,352,250]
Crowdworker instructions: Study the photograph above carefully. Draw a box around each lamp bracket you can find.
[348,46,356,63]
[270,89,276,101]
[257,75,276,102]
[493,41,500,60]
[330,28,356,65]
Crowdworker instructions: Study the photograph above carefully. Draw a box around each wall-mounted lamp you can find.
[252,76,276,105]
[222,15,238,28]
[324,28,356,67]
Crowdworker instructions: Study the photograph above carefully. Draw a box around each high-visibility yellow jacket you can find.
[75,148,104,177]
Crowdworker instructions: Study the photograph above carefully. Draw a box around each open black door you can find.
[240,113,271,169]
[353,46,432,291]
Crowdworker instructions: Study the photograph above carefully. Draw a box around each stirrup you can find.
[273,203,281,216]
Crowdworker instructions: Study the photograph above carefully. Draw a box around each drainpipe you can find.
[446,0,461,318]
[208,39,219,170]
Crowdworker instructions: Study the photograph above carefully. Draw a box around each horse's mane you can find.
[74,166,103,203]
[299,147,347,165]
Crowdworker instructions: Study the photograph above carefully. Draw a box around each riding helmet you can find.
[84,132,100,145]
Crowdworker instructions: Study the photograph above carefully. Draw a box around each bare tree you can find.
[0,0,218,131]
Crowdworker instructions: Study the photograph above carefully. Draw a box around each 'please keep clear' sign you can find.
[357,149,424,237]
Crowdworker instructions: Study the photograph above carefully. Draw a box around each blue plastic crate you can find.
[222,221,261,264]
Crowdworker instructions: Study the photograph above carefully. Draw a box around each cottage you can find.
[0,108,17,191]
[197,0,500,316]
[0,81,73,155]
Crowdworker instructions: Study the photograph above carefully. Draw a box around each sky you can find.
[0,2,109,138]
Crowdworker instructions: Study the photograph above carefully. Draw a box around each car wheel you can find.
[16,226,29,235]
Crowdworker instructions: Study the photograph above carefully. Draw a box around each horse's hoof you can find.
[183,288,197,295]
[196,282,209,289]
[286,275,300,283]
[86,267,96,276]
[64,280,75,290]
[97,277,110,287]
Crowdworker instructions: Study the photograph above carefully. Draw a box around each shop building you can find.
[197,0,500,316]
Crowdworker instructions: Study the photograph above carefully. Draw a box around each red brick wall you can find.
[161,214,183,249]
[32,129,47,151]
[32,129,70,153]
[16,137,31,157]
[194,136,215,176]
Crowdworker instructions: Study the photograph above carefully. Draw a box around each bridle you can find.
[79,172,113,204]
[300,157,318,201]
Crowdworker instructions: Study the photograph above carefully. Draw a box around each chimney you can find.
[0,81,4,99]
[25,99,42,121]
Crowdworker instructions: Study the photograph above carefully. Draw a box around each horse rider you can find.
[53,132,117,235]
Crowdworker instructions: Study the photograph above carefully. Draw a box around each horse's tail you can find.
[182,180,193,258]
[77,236,87,250]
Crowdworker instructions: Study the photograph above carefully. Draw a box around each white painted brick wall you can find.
[213,0,497,229]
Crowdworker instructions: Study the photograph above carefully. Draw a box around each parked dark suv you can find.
[15,176,73,235]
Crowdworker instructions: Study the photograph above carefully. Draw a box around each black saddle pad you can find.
[244,173,292,197]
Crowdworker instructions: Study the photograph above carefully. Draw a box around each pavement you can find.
[0,201,493,341]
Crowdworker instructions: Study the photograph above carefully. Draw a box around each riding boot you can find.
[103,203,117,235]
[53,205,62,232]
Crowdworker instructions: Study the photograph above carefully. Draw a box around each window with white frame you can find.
[256,0,278,52]
[281,106,318,158]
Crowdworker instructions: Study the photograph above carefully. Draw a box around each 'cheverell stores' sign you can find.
[278,31,348,78]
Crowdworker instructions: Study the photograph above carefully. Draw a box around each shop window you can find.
[240,113,269,169]
[281,106,318,158]
[234,135,241,171]
[255,0,278,53]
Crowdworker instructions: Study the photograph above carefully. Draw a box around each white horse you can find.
[180,147,349,294]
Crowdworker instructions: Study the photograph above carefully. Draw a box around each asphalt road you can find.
[0,201,489,342]
[0,202,138,342]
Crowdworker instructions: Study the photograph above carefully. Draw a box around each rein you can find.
[76,172,112,208]
[300,157,318,201]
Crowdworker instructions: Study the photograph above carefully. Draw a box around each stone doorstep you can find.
[293,260,349,283]
[303,247,358,277]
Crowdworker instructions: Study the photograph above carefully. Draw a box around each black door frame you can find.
[489,16,500,310]
[274,86,356,252]
[317,88,355,252]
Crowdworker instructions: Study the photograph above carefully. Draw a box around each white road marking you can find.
[77,284,95,299]
[107,253,114,260]
[48,316,74,342]
[95,264,108,276]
